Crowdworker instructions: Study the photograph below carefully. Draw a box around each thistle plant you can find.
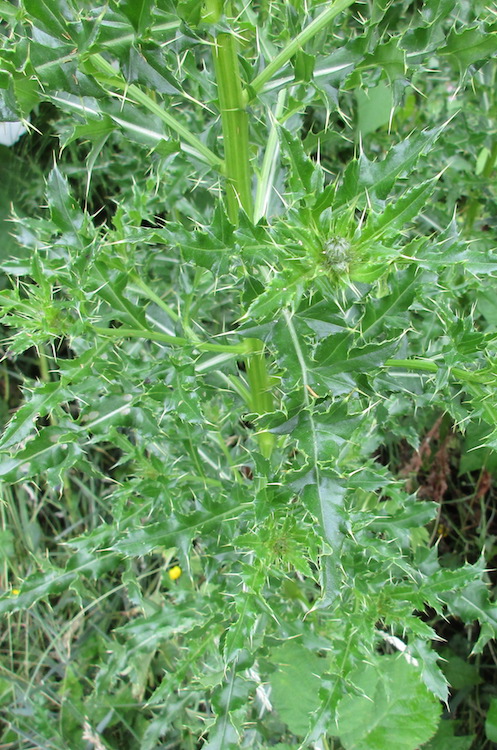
[0,1,497,748]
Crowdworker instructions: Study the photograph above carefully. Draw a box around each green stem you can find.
[212,28,253,221]
[210,12,274,455]
[202,0,223,23]
[38,347,51,383]
[245,339,275,458]
[483,141,497,178]
[87,54,223,169]
[249,0,355,97]
[254,88,287,222]
[1,364,9,405]
[93,326,251,354]
[385,358,494,385]
[129,273,180,323]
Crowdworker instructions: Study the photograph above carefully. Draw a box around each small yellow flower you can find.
[168,565,182,581]
[11,589,20,596]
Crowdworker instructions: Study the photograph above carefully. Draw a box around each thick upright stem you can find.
[245,339,275,459]
[211,7,273,457]
[212,24,253,222]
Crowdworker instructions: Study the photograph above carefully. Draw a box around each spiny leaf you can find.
[358,36,406,81]
[47,165,84,236]
[0,381,67,451]
[314,335,399,375]
[357,180,436,246]
[203,671,253,750]
[111,503,252,556]
[23,0,73,39]
[244,268,308,320]
[119,0,152,33]
[336,126,445,205]
[92,262,148,329]
[0,551,118,615]
[439,22,497,70]
[279,125,323,197]
[0,427,85,483]
[359,266,420,340]
[423,720,475,750]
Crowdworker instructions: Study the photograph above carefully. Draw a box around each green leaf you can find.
[0,427,84,483]
[176,0,203,26]
[126,47,181,96]
[176,207,232,274]
[292,49,315,83]
[410,640,449,704]
[360,37,406,81]
[314,334,399,379]
[286,404,356,600]
[443,579,497,652]
[92,262,148,329]
[0,529,14,561]
[0,551,118,614]
[440,22,497,70]
[111,503,252,556]
[356,81,393,136]
[51,91,176,151]
[401,0,455,55]
[357,180,435,246]
[79,394,135,434]
[47,165,84,236]
[423,720,475,750]
[269,641,326,736]
[116,608,201,648]
[203,671,254,750]
[244,268,308,320]
[119,0,152,33]
[369,498,437,532]
[223,592,260,663]
[159,366,205,424]
[336,126,444,204]
[439,651,481,690]
[486,698,497,743]
[336,656,441,750]
[0,381,66,450]
[23,0,72,39]
[279,126,323,197]
[200,723,239,750]
[359,266,420,341]
[292,402,358,460]
[299,472,346,551]
[0,0,18,19]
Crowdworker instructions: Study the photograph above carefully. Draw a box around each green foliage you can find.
[269,641,326,736]
[335,656,441,750]
[0,0,497,748]
[485,698,497,743]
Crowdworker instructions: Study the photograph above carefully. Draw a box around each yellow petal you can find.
[168,565,182,581]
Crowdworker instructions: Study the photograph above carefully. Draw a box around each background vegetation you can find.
[1,0,497,748]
